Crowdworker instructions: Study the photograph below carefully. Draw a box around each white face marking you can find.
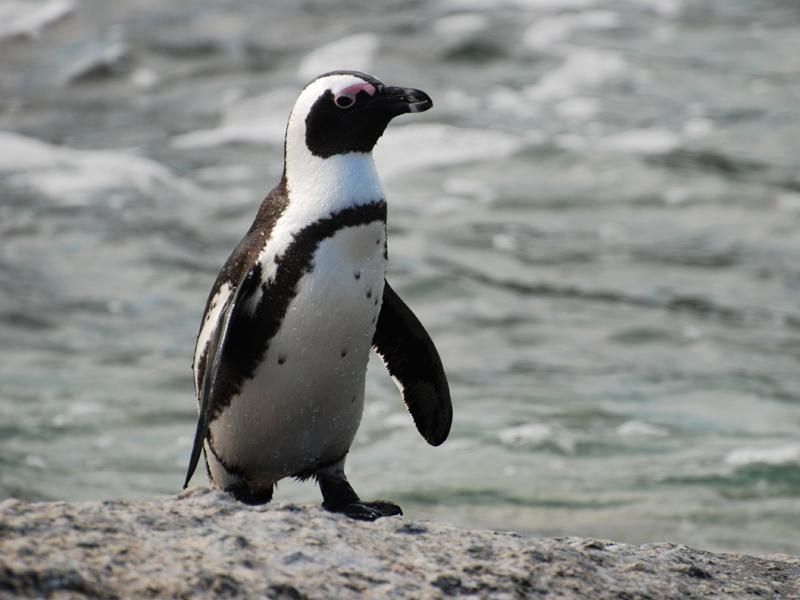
[256,74,387,286]
[193,282,232,394]
[284,74,385,204]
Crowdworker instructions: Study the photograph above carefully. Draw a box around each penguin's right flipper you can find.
[372,280,452,446]
[182,268,258,489]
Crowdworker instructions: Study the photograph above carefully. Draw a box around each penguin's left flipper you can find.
[372,280,452,446]
[183,269,257,489]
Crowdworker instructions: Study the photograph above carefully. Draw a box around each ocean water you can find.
[1,0,800,555]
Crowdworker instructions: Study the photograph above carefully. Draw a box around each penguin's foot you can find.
[323,500,403,521]
[315,458,402,521]
[225,481,274,505]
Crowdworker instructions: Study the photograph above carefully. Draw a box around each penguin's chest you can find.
[212,220,386,480]
[270,221,387,372]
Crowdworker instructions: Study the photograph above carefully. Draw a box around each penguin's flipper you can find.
[372,280,452,446]
[183,269,256,489]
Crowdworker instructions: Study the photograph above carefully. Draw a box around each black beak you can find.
[374,86,433,116]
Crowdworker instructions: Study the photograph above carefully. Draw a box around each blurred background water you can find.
[1,0,799,555]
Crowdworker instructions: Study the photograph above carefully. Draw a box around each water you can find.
[1,0,800,555]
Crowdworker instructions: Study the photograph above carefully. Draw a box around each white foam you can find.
[662,186,692,206]
[725,445,800,467]
[61,41,130,84]
[433,13,489,38]
[94,435,115,450]
[526,48,628,101]
[492,233,517,251]
[0,131,63,170]
[499,423,552,446]
[522,10,620,50]
[441,0,594,9]
[601,128,681,155]
[487,86,541,118]
[443,177,496,203]
[172,87,297,149]
[616,420,669,437]
[297,33,380,82]
[556,127,682,156]
[514,0,595,7]
[129,67,160,90]
[23,455,47,469]
[777,192,800,212]
[0,0,73,40]
[632,0,684,17]
[0,131,195,203]
[383,412,411,428]
[438,88,482,114]
[682,116,714,139]
[374,123,523,178]
[554,96,599,121]
[194,164,257,184]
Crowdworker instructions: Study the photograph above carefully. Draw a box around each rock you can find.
[1,488,798,598]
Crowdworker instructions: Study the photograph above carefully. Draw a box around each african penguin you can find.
[183,71,452,521]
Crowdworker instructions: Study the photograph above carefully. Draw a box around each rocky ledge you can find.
[1,488,798,599]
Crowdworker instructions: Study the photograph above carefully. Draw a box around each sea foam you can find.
[0,131,195,203]
[0,0,73,40]
[375,123,523,178]
[171,88,296,149]
[526,49,628,101]
[297,34,380,82]
[725,445,800,467]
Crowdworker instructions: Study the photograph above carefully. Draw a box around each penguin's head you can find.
[285,71,432,160]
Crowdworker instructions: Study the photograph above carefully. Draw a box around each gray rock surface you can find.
[1,488,798,599]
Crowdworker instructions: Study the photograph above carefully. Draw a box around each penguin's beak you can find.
[375,86,433,116]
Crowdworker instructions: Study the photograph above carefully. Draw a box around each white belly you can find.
[209,221,386,486]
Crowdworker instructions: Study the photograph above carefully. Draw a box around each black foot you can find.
[323,500,403,521]
[226,481,274,505]
[315,457,402,521]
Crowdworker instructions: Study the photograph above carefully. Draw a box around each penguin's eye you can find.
[334,94,355,109]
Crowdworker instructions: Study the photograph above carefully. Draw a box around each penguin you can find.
[183,71,452,521]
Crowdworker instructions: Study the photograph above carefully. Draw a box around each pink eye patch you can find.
[333,82,377,108]
[338,82,377,98]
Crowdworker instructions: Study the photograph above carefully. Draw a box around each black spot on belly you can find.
[366,289,372,299]
[278,354,287,365]
[351,394,357,404]
[354,271,361,280]
[340,349,347,358]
